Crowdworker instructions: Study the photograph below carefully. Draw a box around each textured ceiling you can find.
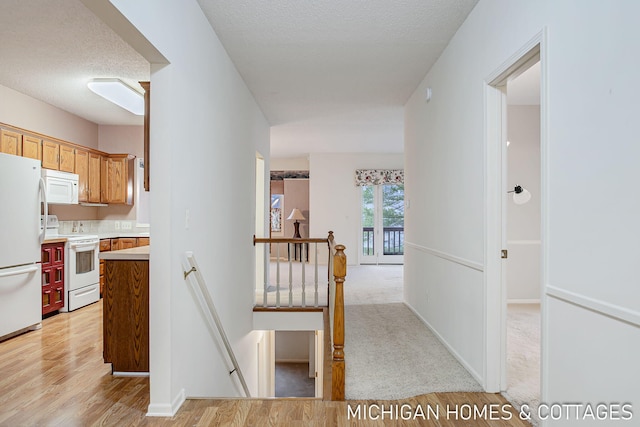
[0,0,481,156]
[0,0,149,126]
[198,0,479,156]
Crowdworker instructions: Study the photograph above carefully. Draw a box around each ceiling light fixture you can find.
[508,185,532,205]
[87,78,144,115]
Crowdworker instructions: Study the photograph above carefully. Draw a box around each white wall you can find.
[98,125,143,157]
[275,331,311,362]
[309,153,404,264]
[107,0,270,414]
[271,157,309,170]
[507,105,540,301]
[0,84,98,149]
[405,0,640,423]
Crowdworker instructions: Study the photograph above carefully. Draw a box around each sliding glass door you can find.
[361,184,404,264]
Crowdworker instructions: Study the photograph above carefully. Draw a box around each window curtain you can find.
[355,169,404,186]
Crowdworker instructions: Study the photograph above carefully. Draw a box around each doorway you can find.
[484,31,546,404]
[503,60,541,417]
[360,184,405,264]
[265,329,323,398]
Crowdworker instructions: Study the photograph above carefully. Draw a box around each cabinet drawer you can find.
[99,239,111,252]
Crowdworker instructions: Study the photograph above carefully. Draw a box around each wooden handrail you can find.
[253,236,330,244]
[331,244,346,400]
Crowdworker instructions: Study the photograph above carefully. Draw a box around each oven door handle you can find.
[69,242,98,251]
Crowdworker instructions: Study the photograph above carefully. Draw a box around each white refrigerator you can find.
[0,153,45,338]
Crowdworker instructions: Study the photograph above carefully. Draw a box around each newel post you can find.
[332,244,346,400]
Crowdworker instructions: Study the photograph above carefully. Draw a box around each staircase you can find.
[253,231,347,400]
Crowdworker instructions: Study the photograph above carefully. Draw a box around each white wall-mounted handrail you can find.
[182,251,251,398]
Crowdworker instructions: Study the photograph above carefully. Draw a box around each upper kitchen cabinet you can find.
[77,149,102,203]
[42,140,59,170]
[0,129,22,156]
[22,135,42,161]
[88,152,101,203]
[59,144,75,172]
[75,149,89,202]
[101,154,135,205]
[42,140,75,172]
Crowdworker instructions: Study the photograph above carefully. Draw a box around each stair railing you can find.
[182,251,251,398]
[253,231,335,308]
[331,244,346,400]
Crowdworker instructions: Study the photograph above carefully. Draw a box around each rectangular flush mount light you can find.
[87,78,144,115]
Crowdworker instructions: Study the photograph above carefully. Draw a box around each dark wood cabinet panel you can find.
[41,242,65,315]
[103,259,149,373]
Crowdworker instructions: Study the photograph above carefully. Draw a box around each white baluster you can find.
[276,243,281,307]
[301,243,306,307]
[288,243,293,307]
[263,240,268,307]
[314,242,319,307]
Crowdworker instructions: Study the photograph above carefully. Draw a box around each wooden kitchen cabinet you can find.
[42,140,59,169]
[41,242,65,316]
[99,239,111,297]
[88,152,101,203]
[75,149,101,202]
[103,256,149,373]
[137,237,150,246]
[22,135,42,161]
[42,140,75,172]
[75,149,89,202]
[111,237,138,251]
[59,144,75,172]
[101,154,135,205]
[0,129,22,156]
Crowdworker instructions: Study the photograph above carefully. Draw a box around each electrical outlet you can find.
[115,221,120,230]
[122,221,132,230]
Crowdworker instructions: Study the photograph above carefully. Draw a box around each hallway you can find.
[0,271,532,426]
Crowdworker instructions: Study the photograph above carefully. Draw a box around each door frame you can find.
[484,29,548,393]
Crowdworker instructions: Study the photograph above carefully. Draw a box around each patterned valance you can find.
[355,169,404,186]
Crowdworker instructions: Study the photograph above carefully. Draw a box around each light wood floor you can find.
[0,300,531,426]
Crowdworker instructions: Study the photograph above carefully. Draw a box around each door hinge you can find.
[501,249,508,259]
[315,371,318,378]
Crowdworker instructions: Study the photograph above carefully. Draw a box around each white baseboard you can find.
[275,358,309,363]
[404,302,485,389]
[507,299,541,304]
[146,388,185,417]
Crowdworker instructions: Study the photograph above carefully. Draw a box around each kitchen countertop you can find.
[98,232,150,239]
[99,245,149,261]
[42,238,68,244]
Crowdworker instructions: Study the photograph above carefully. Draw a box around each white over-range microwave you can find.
[41,169,79,205]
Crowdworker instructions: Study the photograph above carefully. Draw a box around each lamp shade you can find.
[287,208,306,221]
[512,186,532,205]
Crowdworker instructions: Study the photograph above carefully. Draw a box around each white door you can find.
[361,184,404,264]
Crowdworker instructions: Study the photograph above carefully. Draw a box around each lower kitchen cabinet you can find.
[41,242,65,316]
[99,237,149,297]
[99,239,111,296]
[103,256,149,373]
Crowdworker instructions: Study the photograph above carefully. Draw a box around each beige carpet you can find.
[345,302,483,399]
[503,303,541,426]
[341,265,482,399]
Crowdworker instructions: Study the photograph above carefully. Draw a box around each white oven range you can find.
[43,215,100,312]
